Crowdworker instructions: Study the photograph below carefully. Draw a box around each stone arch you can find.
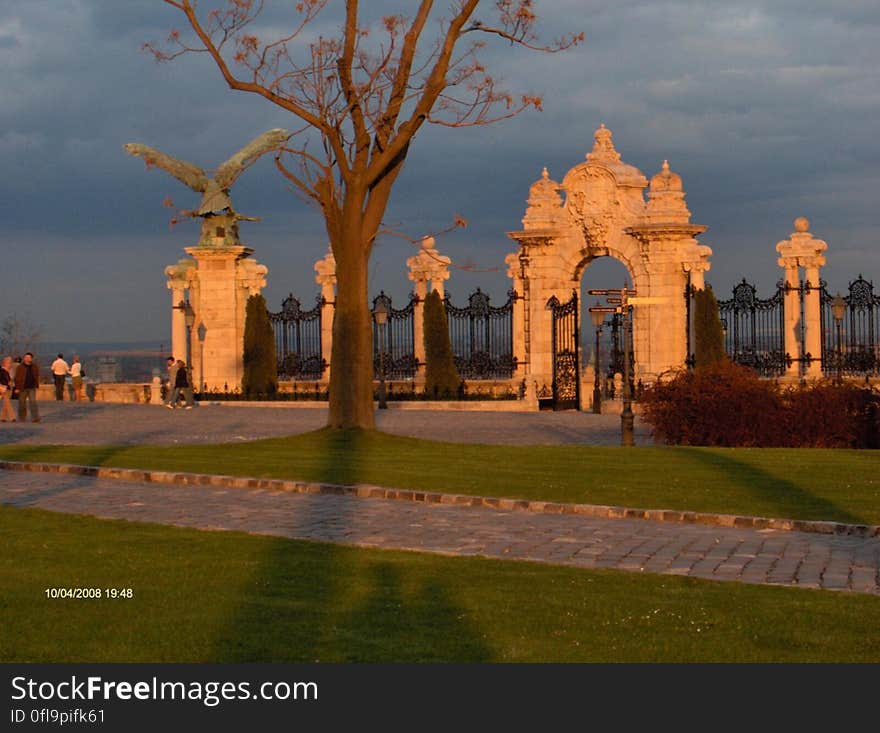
[506,124,713,404]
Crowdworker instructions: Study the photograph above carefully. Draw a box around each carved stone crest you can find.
[564,166,619,248]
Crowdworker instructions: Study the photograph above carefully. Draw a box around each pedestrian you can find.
[51,353,69,401]
[164,357,179,409]
[174,359,194,409]
[0,356,15,422]
[70,356,84,401]
[14,352,40,422]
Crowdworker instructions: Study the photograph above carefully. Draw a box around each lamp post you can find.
[590,303,605,414]
[831,293,846,385]
[197,322,207,393]
[621,301,634,447]
[372,300,388,409]
[172,300,196,367]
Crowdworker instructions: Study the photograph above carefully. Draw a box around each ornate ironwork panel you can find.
[717,279,787,376]
[821,275,880,376]
[445,288,516,379]
[372,291,417,380]
[548,292,580,410]
[268,294,325,380]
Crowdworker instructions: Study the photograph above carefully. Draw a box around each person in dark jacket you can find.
[13,352,40,422]
[173,359,194,410]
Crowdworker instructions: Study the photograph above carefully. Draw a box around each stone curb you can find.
[1,460,877,539]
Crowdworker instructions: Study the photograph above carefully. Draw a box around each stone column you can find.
[411,279,427,378]
[165,258,196,362]
[505,252,527,379]
[782,264,801,376]
[314,247,337,381]
[803,259,824,378]
[776,217,827,379]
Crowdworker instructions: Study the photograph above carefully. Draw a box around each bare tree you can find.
[149,0,582,429]
[0,313,42,357]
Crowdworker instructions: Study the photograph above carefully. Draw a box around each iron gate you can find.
[717,279,787,376]
[372,291,418,380]
[445,288,516,379]
[269,294,325,380]
[821,275,880,375]
[548,292,580,410]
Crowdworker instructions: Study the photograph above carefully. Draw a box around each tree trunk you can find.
[327,230,375,429]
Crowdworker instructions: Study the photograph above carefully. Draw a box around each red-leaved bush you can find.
[641,361,880,448]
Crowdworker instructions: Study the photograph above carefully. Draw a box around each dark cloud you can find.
[1,1,878,340]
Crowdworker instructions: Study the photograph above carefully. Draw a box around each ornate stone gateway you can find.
[507,125,713,406]
[548,292,580,410]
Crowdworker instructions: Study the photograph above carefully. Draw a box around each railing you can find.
[268,294,325,380]
[372,291,418,380]
[717,279,787,376]
[445,288,517,379]
[821,275,880,376]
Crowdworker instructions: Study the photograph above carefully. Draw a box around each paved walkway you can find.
[2,470,878,595]
[0,402,650,446]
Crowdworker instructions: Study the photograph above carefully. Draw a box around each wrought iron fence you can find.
[821,275,880,376]
[268,294,325,380]
[372,291,418,380]
[717,279,787,376]
[445,288,517,379]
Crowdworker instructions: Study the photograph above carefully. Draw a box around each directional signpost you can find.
[586,286,666,447]
[587,288,668,446]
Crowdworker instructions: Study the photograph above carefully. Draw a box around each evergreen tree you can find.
[423,290,461,398]
[242,294,277,396]
[693,286,726,369]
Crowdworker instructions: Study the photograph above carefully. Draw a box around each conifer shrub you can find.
[693,286,726,368]
[641,360,880,447]
[242,294,277,397]
[423,290,461,398]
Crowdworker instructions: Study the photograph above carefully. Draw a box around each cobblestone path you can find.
[0,402,650,446]
[2,471,878,595]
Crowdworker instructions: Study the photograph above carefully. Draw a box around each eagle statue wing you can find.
[214,128,291,190]
[123,143,209,193]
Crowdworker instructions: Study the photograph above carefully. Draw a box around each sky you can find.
[2,1,879,342]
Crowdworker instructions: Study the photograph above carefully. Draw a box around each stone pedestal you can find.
[166,244,267,392]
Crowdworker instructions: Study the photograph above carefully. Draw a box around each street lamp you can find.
[589,303,606,414]
[197,322,207,393]
[173,300,196,368]
[621,301,635,447]
[372,300,389,409]
[832,293,846,384]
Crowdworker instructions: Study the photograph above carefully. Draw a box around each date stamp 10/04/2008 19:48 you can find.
[44,587,133,599]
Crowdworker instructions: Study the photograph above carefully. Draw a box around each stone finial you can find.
[645,159,690,224]
[407,235,452,285]
[314,245,337,287]
[236,258,268,295]
[165,258,196,289]
[776,217,827,269]
[586,123,622,164]
[522,167,565,229]
[505,252,522,280]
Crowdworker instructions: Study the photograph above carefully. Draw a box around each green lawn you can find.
[2,505,878,662]
[1,429,879,524]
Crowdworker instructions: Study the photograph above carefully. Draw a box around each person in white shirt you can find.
[51,353,70,401]
[70,356,83,401]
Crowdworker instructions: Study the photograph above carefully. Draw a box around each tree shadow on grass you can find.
[209,427,493,662]
[683,448,865,525]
